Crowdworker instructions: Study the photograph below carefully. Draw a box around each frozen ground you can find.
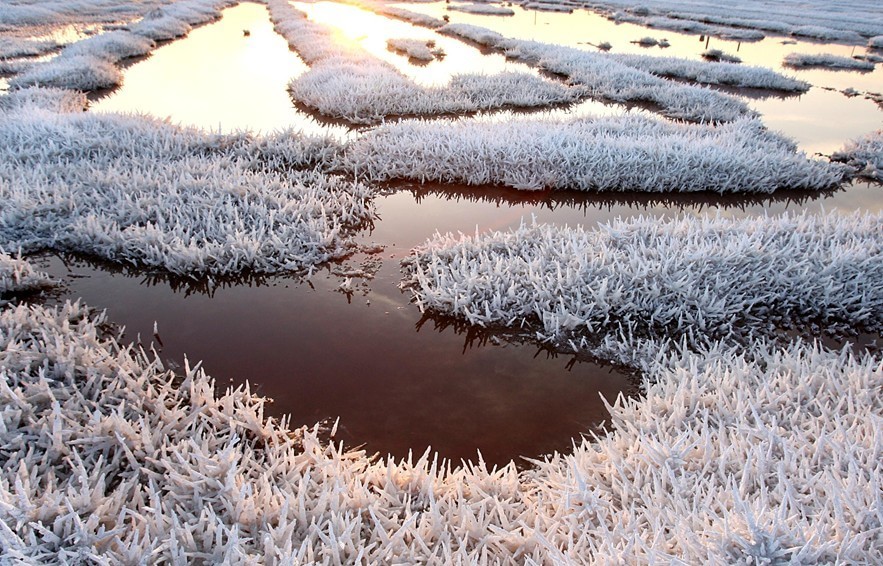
[344,116,845,192]
[0,88,372,275]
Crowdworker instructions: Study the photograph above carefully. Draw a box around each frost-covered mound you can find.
[0,86,86,113]
[0,37,59,59]
[345,116,845,192]
[871,36,883,49]
[1,301,880,562]
[0,103,372,276]
[0,252,54,296]
[833,129,883,180]
[439,23,805,121]
[582,0,883,43]
[783,52,876,70]
[266,0,577,124]
[402,212,882,344]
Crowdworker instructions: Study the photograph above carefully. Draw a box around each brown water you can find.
[34,1,883,465]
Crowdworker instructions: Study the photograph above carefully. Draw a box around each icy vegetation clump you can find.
[0,86,87,113]
[524,2,573,13]
[387,38,444,62]
[609,53,808,91]
[439,23,802,121]
[345,116,845,192]
[266,0,577,124]
[833,129,883,180]
[0,104,372,276]
[870,35,883,49]
[402,213,882,344]
[642,15,764,41]
[783,52,876,70]
[0,252,54,296]
[128,9,194,41]
[1,300,880,562]
[0,37,59,59]
[702,48,742,63]
[583,0,883,44]
[8,54,122,90]
[448,3,515,16]
[60,30,155,60]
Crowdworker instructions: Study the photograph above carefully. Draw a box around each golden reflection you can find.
[293,1,537,86]
[91,3,348,137]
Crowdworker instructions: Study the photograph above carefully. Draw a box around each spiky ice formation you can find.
[387,38,443,61]
[402,212,882,344]
[0,252,54,296]
[0,301,880,562]
[783,52,875,70]
[345,115,846,192]
[0,106,371,276]
[833,129,883,180]
[265,0,577,124]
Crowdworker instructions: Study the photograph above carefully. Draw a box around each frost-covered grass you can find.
[833,129,883,180]
[1,299,880,562]
[128,8,194,41]
[448,3,515,16]
[609,53,807,91]
[870,35,883,49]
[642,15,764,41]
[0,37,59,59]
[583,0,883,44]
[0,252,54,296]
[387,38,444,62]
[439,23,805,121]
[9,53,122,90]
[524,2,573,13]
[783,52,876,71]
[345,115,845,192]
[0,86,86,113]
[266,0,578,124]
[402,212,882,345]
[0,93,372,276]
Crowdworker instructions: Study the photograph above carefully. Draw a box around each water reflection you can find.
[91,3,349,137]
[38,250,635,467]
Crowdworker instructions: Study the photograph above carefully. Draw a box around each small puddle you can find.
[91,3,348,137]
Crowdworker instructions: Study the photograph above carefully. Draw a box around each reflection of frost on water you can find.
[833,129,883,181]
[266,0,578,123]
[784,52,876,71]
[2,294,880,562]
[403,212,883,346]
[346,115,846,192]
[0,90,373,276]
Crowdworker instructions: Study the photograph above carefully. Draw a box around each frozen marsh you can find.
[1,0,882,561]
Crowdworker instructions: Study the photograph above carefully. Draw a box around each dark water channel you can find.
[37,2,883,465]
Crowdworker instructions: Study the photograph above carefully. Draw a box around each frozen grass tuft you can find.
[345,115,845,192]
[0,86,87,113]
[0,106,372,276]
[266,0,577,124]
[448,3,515,16]
[784,52,876,70]
[9,54,122,90]
[870,35,883,49]
[129,9,194,41]
[402,212,882,344]
[0,38,59,59]
[0,299,880,562]
[61,30,154,61]
[833,129,883,180]
[702,48,742,63]
[0,252,54,296]
[387,38,444,61]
